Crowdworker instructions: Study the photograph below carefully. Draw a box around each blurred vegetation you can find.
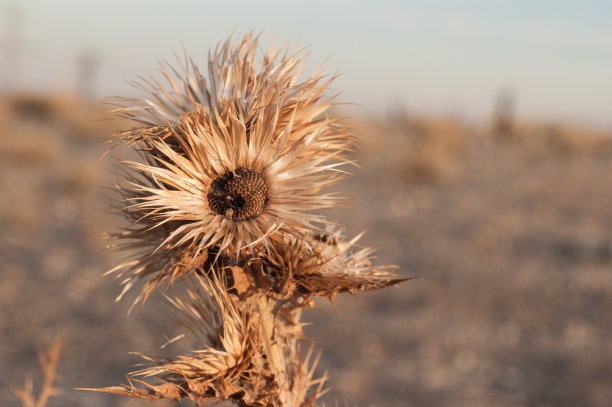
[2,92,612,407]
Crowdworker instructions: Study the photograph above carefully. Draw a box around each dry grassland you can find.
[2,94,612,406]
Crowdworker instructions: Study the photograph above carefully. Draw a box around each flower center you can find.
[207,168,268,220]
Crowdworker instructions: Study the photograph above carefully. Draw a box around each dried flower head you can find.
[109,33,354,301]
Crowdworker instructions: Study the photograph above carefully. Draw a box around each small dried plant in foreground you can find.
[13,337,61,407]
[88,33,403,406]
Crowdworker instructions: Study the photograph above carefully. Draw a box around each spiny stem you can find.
[257,296,285,375]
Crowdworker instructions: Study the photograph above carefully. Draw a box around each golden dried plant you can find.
[90,33,403,406]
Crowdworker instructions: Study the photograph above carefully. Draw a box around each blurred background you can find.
[1,1,612,406]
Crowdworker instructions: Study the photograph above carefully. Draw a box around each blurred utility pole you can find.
[77,47,99,102]
[1,2,25,92]
[493,88,516,139]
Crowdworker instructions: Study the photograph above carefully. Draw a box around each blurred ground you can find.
[1,93,612,407]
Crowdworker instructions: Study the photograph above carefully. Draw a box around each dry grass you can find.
[0,127,62,164]
[4,92,123,140]
[0,92,128,141]
[364,111,468,184]
[398,116,468,182]
[491,118,612,155]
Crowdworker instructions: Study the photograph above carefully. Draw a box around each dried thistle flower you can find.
[90,33,403,407]
[109,33,354,300]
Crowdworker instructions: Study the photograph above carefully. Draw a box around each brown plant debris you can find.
[13,337,62,407]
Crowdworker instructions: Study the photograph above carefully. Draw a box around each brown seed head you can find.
[207,168,268,220]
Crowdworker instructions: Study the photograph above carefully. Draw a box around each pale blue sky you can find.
[2,0,612,126]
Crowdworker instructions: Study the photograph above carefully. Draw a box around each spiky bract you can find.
[259,228,403,300]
